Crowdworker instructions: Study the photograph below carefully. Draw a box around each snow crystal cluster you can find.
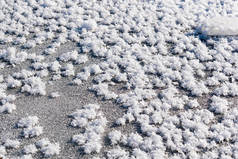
[3,139,20,149]
[2,138,61,158]
[36,138,60,158]
[21,77,46,96]
[0,47,27,65]
[17,116,43,138]
[90,83,118,100]
[0,86,16,113]
[22,144,38,155]
[70,104,107,154]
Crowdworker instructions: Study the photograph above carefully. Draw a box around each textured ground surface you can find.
[1,0,238,159]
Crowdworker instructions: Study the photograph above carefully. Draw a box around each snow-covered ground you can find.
[1,0,238,158]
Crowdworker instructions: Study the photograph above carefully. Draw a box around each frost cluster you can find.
[0,87,16,113]
[17,116,43,138]
[70,104,107,154]
[61,63,75,77]
[35,138,60,158]
[0,47,27,65]
[106,147,129,159]
[59,50,78,62]
[21,77,46,96]
[209,96,229,114]
[90,83,118,100]
[17,116,39,128]
[0,102,16,114]
[108,130,122,145]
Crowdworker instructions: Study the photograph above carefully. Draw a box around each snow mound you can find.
[200,17,238,36]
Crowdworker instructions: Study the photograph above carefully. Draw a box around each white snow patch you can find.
[200,17,238,36]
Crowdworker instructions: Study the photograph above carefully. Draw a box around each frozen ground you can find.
[1,0,238,159]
